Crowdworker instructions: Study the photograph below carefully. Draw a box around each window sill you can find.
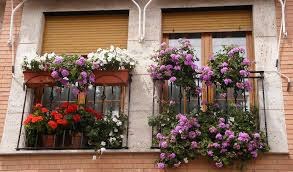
[0,148,161,155]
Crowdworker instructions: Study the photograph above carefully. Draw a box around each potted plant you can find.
[87,46,136,86]
[148,39,200,96]
[87,111,127,151]
[23,103,49,147]
[22,53,57,87]
[50,55,95,95]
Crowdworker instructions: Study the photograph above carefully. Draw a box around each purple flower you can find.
[225,130,234,137]
[242,58,250,65]
[228,47,245,57]
[220,149,227,153]
[222,142,229,148]
[207,150,213,157]
[159,65,166,71]
[157,163,165,169]
[156,133,164,140]
[161,42,167,48]
[240,70,249,77]
[221,62,228,67]
[218,122,226,129]
[224,78,232,85]
[238,132,250,142]
[251,151,258,158]
[61,69,69,77]
[219,118,225,123]
[80,71,87,79]
[185,54,193,61]
[216,133,223,140]
[76,57,86,66]
[221,67,228,74]
[169,76,176,82]
[244,80,252,91]
[212,143,220,148]
[188,131,196,139]
[89,73,95,83]
[215,162,223,168]
[209,126,217,133]
[174,65,181,70]
[236,82,245,89]
[160,153,166,159]
[53,56,63,64]
[160,141,168,149]
[233,143,241,150]
[51,71,59,79]
[169,153,176,159]
[191,141,198,149]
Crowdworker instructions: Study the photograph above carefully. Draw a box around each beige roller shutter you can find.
[42,13,129,54]
[162,9,252,33]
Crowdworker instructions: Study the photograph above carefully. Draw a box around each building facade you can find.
[0,0,292,171]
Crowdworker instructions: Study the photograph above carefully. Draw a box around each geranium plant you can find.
[149,39,200,95]
[50,55,95,95]
[87,45,136,71]
[201,46,251,97]
[24,103,49,146]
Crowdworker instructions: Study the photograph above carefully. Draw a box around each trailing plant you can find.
[87,45,136,71]
[148,39,200,95]
[50,55,95,94]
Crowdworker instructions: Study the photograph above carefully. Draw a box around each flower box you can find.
[41,135,55,148]
[23,70,55,88]
[93,69,129,86]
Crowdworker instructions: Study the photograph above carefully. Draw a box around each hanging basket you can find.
[23,70,55,88]
[93,69,129,86]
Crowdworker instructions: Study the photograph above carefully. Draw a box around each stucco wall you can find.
[0,0,293,171]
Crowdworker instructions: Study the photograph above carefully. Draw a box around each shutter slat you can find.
[42,14,129,54]
[162,9,252,33]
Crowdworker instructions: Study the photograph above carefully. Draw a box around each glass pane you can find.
[42,87,77,109]
[212,32,246,55]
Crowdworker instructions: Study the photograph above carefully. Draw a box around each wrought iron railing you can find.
[16,77,132,150]
[151,71,267,148]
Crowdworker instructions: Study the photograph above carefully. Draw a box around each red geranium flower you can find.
[66,104,78,114]
[31,116,43,123]
[57,119,68,126]
[48,120,58,129]
[60,102,69,108]
[23,114,33,125]
[85,108,103,120]
[41,107,49,113]
[35,103,42,108]
[73,114,81,123]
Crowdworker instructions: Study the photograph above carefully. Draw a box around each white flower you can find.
[109,137,116,143]
[184,158,188,163]
[112,117,118,123]
[101,141,106,146]
[116,121,122,126]
[100,147,106,153]
[120,135,124,138]
[114,128,118,132]
[87,52,95,59]
[109,131,113,136]
[110,45,115,52]
[48,52,56,59]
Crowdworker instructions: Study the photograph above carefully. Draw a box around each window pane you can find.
[42,87,77,109]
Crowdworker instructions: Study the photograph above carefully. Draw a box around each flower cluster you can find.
[156,114,201,169]
[201,46,252,95]
[22,53,57,71]
[204,118,268,168]
[149,103,269,169]
[87,45,136,71]
[87,111,127,150]
[149,39,200,95]
[50,55,95,95]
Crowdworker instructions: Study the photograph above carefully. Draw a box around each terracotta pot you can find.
[78,92,86,105]
[71,132,82,148]
[41,135,55,148]
[23,70,55,88]
[93,69,129,86]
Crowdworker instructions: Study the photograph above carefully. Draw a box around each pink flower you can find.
[169,77,176,83]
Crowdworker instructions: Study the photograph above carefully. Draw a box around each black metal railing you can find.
[151,71,267,148]
[16,77,132,151]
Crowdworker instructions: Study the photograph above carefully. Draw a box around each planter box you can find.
[41,135,55,148]
[93,69,129,86]
[23,70,55,88]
